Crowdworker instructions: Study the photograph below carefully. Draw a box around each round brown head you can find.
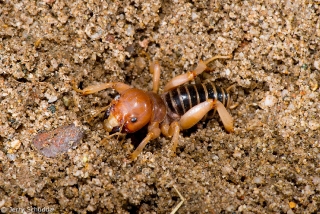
[103,88,152,133]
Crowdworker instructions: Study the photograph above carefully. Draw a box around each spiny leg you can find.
[161,99,234,155]
[72,79,131,95]
[170,122,180,155]
[179,99,234,132]
[150,61,161,93]
[214,100,234,132]
[226,84,239,109]
[203,54,232,65]
[160,122,180,155]
[226,84,236,92]
[129,132,154,160]
[129,122,161,160]
[164,54,232,92]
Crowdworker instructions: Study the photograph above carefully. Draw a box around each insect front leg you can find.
[72,80,131,95]
[164,55,232,92]
[129,122,161,160]
[179,99,234,133]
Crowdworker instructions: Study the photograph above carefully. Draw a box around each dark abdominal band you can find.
[165,82,229,119]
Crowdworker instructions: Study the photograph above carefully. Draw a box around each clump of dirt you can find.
[33,123,84,158]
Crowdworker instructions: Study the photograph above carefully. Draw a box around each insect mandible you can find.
[73,55,234,160]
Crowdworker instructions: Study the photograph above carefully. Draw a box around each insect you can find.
[73,55,234,160]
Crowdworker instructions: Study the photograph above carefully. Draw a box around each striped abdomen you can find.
[164,82,230,118]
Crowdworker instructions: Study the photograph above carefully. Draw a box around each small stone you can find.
[7,153,17,161]
[43,0,55,3]
[233,150,242,158]
[309,79,318,91]
[62,96,72,107]
[33,123,83,158]
[259,94,277,109]
[47,105,56,113]
[0,199,5,207]
[51,58,58,69]
[85,24,103,40]
[126,25,135,36]
[289,201,296,209]
[287,209,294,214]
[8,139,21,153]
[222,165,233,175]
[138,39,149,48]
[191,12,198,20]
[45,93,58,103]
[312,176,320,185]
[135,57,146,72]
[314,60,320,70]
[308,120,319,131]
[253,176,264,184]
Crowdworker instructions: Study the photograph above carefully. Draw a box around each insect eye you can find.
[130,117,137,123]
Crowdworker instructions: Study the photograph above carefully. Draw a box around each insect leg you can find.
[150,61,161,93]
[179,99,234,132]
[226,84,239,109]
[160,123,170,137]
[164,55,232,92]
[129,122,161,160]
[72,80,131,95]
[170,122,180,155]
[160,121,181,154]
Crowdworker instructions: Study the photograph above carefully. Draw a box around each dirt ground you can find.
[1,0,320,213]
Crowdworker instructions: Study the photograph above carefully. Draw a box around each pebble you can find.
[33,123,84,158]
[8,139,21,153]
[314,60,320,70]
[259,94,277,109]
[289,201,296,209]
[252,176,264,184]
[126,25,135,36]
[7,153,17,161]
[45,93,58,103]
[308,120,320,131]
[135,57,147,73]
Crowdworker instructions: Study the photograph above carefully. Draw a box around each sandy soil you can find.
[1,0,320,213]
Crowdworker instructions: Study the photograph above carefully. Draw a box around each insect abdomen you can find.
[164,82,230,116]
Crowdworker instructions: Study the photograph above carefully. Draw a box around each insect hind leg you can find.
[163,55,232,92]
[178,99,234,132]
